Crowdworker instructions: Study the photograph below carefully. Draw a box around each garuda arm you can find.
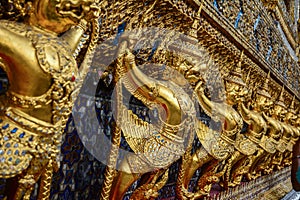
[194,81,213,116]
[237,101,252,124]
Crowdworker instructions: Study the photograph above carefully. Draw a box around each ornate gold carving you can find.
[108,48,197,199]
[1,0,299,199]
[176,51,247,198]
[0,0,100,199]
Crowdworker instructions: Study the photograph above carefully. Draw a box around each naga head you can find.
[26,0,101,33]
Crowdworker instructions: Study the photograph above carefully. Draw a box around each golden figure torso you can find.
[0,0,100,198]
[216,103,244,159]
[286,124,299,152]
[281,123,294,143]
[219,103,243,143]
[260,112,282,153]
[277,122,294,153]
[239,103,267,143]
[0,20,78,178]
[196,100,243,160]
[247,111,267,141]
[0,20,78,120]
[233,103,267,155]
[263,113,282,141]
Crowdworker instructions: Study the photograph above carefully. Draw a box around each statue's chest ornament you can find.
[7,25,78,124]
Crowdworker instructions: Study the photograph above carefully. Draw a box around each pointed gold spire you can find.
[279,86,285,101]
[263,71,270,89]
[275,86,286,108]
[288,95,296,114]
[245,69,251,84]
[257,71,271,99]
[226,50,246,87]
[235,50,243,75]
[290,95,295,109]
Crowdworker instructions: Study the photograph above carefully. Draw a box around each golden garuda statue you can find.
[0,0,299,200]
[0,0,101,199]
[176,51,248,199]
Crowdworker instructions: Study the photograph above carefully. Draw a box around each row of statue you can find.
[0,0,299,200]
[108,51,299,200]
